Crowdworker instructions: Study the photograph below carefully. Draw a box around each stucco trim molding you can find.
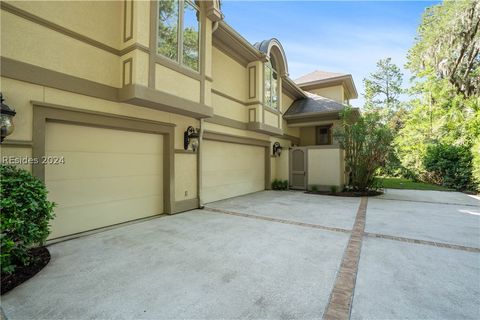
[203,130,270,147]
[1,58,213,119]
[211,89,246,106]
[247,122,283,136]
[1,139,34,147]
[204,114,247,130]
[119,84,213,119]
[31,101,175,214]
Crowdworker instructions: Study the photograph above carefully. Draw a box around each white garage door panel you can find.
[202,140,264,203]
[46,122,164,239]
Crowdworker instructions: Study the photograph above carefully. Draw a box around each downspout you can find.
[197,118,204,208]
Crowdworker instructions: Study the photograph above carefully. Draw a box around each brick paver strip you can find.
[374,197,480,208]
[364,232,480,253]
[323,197,368,320]
[203,207,351,234]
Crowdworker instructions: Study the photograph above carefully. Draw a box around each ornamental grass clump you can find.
[1,164,55,275]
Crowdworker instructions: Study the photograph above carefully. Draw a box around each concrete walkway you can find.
[1,189,479,319]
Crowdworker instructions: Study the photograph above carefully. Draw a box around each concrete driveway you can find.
[1,190,479,319]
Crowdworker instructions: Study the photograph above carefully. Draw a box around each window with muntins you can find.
[157,0,200,71]
[264,56,279,110]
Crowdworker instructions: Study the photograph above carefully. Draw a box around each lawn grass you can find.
[375,177,454,191]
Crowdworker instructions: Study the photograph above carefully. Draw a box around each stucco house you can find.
[0,0,357,240]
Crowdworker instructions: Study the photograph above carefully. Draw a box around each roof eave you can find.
[297,75,358,100]
[213,21,267,65]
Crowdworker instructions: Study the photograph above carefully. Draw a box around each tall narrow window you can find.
[157,0,200,71]
[264,56,279,109]
[157,0,179,61]
[182,1,200,71]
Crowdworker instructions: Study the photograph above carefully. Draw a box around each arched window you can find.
[264,55,279,110]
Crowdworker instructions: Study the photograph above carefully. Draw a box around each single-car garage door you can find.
[202,140,265,203]
[45,122,164,239]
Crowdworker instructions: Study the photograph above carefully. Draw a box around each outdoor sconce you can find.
[184,126,199,151]
[273,142,282,157]
[0,93,16,143]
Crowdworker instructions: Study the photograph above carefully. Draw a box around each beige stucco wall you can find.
[281,93,300,138]
[175,153,198,201]
[155,64,201,103]
[307,148,343,188]
[300,127,316,146]
[269,137,291,183]
[212,47,247,102]
[264,109,279,128]
[1,9,121,88]
[211,93,247,122]
[6,0,122,49]
[308,85,344,104]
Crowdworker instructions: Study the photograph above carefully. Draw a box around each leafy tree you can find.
[364,58,404,126]
[334,107,394,191]
[396,0,480,190]
[407,0,480,98]
[363,58,405,176]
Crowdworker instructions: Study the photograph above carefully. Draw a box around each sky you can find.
[221,0,439,107]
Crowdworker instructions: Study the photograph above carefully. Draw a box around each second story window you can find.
[158,0,200,71]
[316,125,332,145]
[264,56,278,110]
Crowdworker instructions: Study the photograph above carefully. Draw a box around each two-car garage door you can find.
[202,140,265,203]
[46,122,164,239]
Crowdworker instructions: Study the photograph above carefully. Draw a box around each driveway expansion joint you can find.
[203,207,351,234]
[323,197,368,320]
[363,232,480,253]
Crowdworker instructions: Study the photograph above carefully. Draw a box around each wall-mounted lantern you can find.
[184,126,199,151]
[273,142,282,157]
[0,93,16,143]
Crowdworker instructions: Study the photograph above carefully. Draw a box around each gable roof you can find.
[295,70,348,84]
[294,70,358,99]
[284,92,346,119]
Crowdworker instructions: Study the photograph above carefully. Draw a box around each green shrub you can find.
[310,185,319,192]
[423,143,474,190]
[330,185,338,193]
[271,179,289,190]
[334,107,394,191]
[1,165,55,275]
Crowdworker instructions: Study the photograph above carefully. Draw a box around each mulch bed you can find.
[305,190,383,197]
[1,247,50,295]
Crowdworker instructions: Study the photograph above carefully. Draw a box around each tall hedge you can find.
[423,143,474,191]
[1,165,55,274]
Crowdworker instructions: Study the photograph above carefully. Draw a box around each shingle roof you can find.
[284,92,346,118]
[295,70,348,85]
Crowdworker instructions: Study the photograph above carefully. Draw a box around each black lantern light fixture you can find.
[272,142,282,157]
[184,126,199,151]
[0,93,16,143]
